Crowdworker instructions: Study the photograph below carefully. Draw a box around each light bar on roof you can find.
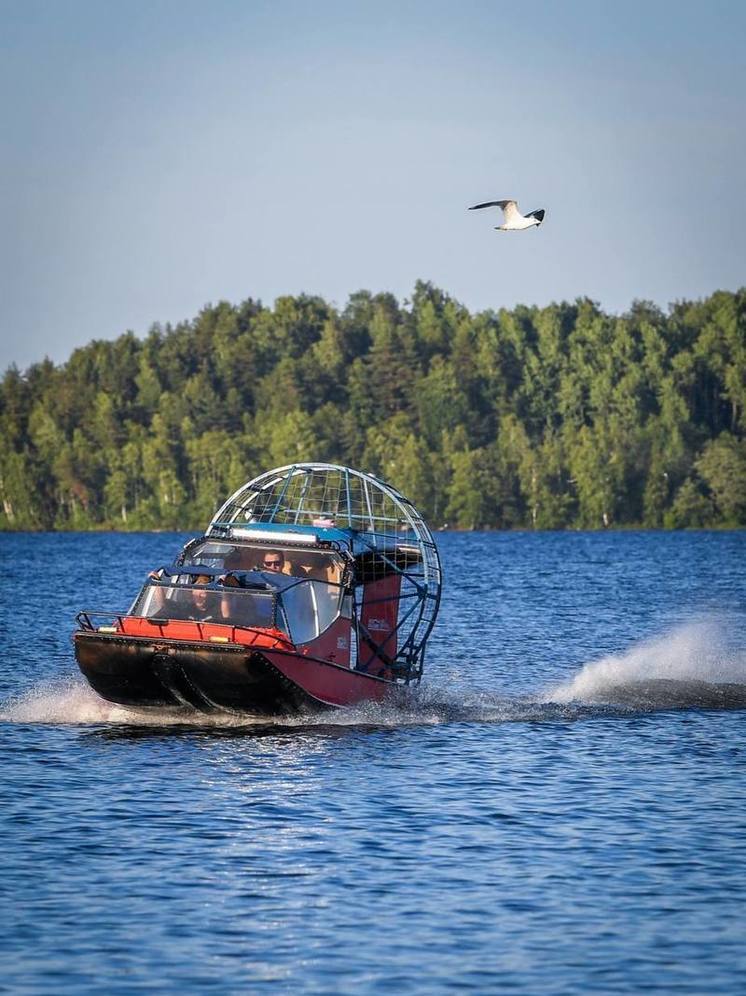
[230,527,319,546]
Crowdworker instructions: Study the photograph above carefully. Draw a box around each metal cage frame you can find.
[206,463,442,682]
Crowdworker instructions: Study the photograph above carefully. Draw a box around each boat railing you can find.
[75,609,293,647]
[75,610,127,633]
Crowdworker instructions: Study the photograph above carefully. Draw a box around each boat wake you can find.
[2,621,745,729]
[544,620,746,711]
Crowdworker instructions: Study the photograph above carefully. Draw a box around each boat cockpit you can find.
[179,537,345,583]
[130,542,348,646]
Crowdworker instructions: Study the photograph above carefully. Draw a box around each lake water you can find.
[1,530,745,993]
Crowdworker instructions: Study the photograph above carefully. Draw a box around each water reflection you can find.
[84,720,389,744]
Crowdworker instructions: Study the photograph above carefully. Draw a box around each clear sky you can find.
[1,0,744,372]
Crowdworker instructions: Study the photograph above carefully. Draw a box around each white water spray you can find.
[0,678,267,728]
[0,676,485,728]
[2,620,745,727]
[546,620,746,707]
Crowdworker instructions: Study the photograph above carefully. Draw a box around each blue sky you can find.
[1,0,744,371]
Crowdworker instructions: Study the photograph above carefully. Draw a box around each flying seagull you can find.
[469,199,545,231]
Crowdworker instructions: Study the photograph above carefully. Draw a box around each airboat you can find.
[74,464,442,714]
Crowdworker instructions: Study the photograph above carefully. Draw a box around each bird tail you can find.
[527,209,545,224]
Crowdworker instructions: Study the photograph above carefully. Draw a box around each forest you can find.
[1,282,745,531]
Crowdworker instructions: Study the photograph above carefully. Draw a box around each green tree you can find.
[665,478,714,529]
[2,284,745,532]
[695,434,746,523]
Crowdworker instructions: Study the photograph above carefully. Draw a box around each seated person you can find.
[216,573,274,628]
[184,574,217,621]
[296,556,341,583]
[142,570,219,622]
[217,574,242,624]
[160,574,220,622]
[325,561,341,584]
[259,549,288,574]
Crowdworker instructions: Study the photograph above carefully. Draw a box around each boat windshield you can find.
[185,539,342,582]
[131,574,345,643]
[133,582,277,630]
[277,579,345,646]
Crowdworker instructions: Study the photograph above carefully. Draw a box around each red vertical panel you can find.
[357,575,402,673]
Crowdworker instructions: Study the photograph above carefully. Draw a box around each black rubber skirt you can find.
[74,632,323,715]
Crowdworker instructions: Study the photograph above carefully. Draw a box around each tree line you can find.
[1,282,745,531]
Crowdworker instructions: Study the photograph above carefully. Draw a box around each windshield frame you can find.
[274,576,346,646]
[131,579,281,632]
[178,538,347,584]
[130,569,346,645]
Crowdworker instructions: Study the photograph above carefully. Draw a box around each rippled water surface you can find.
[2,530,746,993]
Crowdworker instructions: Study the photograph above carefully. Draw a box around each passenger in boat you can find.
[297,557,340,583]
[325,561,341,583]
[184,574,243,624]
[217,574,241,623]
[260,550,286,574]
[215,572,274,628]
[169,574,223,622]
[185,574,213,621]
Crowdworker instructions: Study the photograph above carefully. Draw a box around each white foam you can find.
[3,619,745,727]
[546,619,746,705]
[0,678,258,727]
[0,676,444,729]
[0,674,509,729]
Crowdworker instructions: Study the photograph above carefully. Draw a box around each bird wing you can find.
[468,199,521,219]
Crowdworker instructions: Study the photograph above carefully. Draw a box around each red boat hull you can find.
[74,620,396,715]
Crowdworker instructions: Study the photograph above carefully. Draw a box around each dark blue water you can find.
[1,531,745,993]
